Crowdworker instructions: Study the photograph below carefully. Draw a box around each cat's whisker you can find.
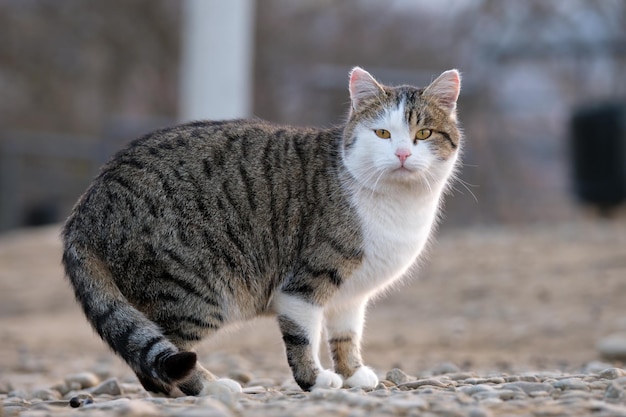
[452,177,479,202]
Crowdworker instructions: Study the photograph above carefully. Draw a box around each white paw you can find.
[344,366,379,389]
[312,369,343,390]
[199,378,243,396]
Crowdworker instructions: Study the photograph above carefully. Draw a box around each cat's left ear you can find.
[349,67,384,111]
[424,70,461,117]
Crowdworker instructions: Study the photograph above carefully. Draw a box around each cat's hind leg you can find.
[155,314,243,396]
[325,298,379,389]
[274,292,343,391]
[176,363,242,396]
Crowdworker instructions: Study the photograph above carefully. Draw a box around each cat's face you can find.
[343,68,461,192]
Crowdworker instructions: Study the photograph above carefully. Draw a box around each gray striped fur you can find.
[62,67,462,394]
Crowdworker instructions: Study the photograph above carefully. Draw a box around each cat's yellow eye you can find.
[415,128,432,140]
[374,129,391,139]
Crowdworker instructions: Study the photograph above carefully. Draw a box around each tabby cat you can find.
[62,67,462,396]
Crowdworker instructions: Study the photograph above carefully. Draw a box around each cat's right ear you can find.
[349,67,384,111]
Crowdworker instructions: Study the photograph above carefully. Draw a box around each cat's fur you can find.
[62,67,462,396]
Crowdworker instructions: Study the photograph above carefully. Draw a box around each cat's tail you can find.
[61,240,196,392]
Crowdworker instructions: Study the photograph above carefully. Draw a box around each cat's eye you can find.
[374,129,391,139]
[415,128,432,140]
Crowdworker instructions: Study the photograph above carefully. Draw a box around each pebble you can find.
[30,388,60,401]
[64,372,100,389]
[229,370,253,385]
[0,381,14,394]
[501,381,554,395]
[597,333,626,360]
[398,378,450,389]
[4,367,626,416]
[553,378,590,391]
[599,368,626,380]
[89,377,123,396]
[385,368,413,385]
[605,381,625,401]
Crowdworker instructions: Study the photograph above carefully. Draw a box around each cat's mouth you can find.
[391,166,418,179]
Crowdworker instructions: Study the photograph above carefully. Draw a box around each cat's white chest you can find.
[333,191,440,304]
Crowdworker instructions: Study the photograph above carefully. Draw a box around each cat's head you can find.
[343,67,462,193]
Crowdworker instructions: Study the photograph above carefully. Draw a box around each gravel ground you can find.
[1,218,626,416]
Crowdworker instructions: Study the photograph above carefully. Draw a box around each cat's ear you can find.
[424,69,461,116]
[349,67,384,110]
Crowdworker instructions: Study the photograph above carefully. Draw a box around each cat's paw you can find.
[344,366,379,389]
[311,369,343,390]
[198,378,243,396]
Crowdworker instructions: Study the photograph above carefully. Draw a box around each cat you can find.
[62,67,462,396]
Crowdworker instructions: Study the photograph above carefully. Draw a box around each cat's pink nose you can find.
[395,148,411,165]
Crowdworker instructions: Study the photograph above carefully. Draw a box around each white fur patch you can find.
[339,101,458,304]
[325,298,367,341]
[312,369,343,390]
[271,292,324,369]
[344,366,378,389]
[198,378,243,395]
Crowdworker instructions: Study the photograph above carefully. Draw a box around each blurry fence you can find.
[0,131,96,231]
[0,118,172,232]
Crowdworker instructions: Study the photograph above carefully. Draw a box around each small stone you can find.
[385,397,429,412]
[557,390,594,402]
[553,378,589,391]
[473,389,521,401]
[605,381,626,401]
[584,360,615,374]
[119,399,161,415]
[598,334,626,360]
[229,370,253,385]
[468,406,494,417]
[242,386,266,394]
[2,405,27,415]
[378,379,396,388]
[599,368,626,380]
[398,378,449,389]
[90,378,123,396]
[374,382,389,391]
[385,368,413,385]
[31,388,60,401]
[447,372,477,381]
[463,378,488,385]
[518,375,539,383]
[502,381,554,395]
[50,381,71,396]
[7,389,28,399]
[65,372,100,389]
[68,394,94,408]
[459,384,494,396]
[0,381,14,394]
[82,398,130,410]
[589,380,610,390]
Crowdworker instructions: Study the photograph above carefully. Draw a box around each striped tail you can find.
[61,241,196,393]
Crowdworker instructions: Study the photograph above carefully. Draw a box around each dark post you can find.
[570,103,626,212]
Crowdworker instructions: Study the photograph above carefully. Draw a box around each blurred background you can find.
[1,0,625,231]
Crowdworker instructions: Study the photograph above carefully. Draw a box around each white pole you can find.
[179,0,255,122]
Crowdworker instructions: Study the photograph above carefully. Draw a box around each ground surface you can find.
[1,219,626,416]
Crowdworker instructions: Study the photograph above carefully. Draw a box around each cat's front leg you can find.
[274,292,342,391]
[325,298,379,389]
